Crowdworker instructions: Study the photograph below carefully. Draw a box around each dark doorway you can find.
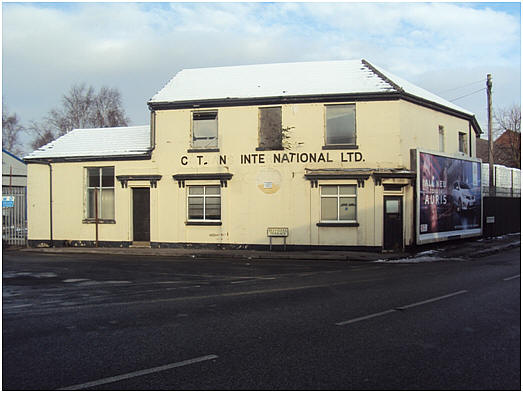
[133,188,150,242]
[383,196,403,251]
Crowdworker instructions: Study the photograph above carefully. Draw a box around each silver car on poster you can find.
[451,181,476,212]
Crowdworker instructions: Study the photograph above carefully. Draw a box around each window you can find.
[320,185,357,222]
[439,126,445,152]
[325,104,356,146]
[187,186,221,222]
[86,167,115,221]
[258,107,282,150]
[458,132,468,154]
[192,111,218,149]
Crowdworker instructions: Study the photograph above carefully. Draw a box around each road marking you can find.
[336,309,397,326]
[503,274,520,281]
[394,290,468,310]
[57,354,218,390]
[336,290,468,326]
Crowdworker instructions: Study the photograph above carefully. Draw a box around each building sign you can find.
[416,150,482,244]
[180,151,365,166]
[2,196,15,208]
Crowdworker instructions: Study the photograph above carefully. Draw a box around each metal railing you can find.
[2,186,27,247]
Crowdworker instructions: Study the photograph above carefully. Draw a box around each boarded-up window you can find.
[439,126,445,152]
[459,132,467,154]
[193,111,218,149]
[259,107,282,150]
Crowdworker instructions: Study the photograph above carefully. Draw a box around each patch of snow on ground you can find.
[374,256,464,264]
[414,250,440,257]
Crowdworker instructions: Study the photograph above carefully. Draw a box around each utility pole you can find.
[487,74,494,196]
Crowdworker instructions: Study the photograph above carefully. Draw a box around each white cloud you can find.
[2,2,520,152]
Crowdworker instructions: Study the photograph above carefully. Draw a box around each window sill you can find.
[317,222,359,227]
[83,219,116,224]
[186,221,222,226]
[322,144,359,150]
[187,148,220,153]
[255,147,284,151]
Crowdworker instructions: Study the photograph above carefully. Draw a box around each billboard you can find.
[415,150,482,244]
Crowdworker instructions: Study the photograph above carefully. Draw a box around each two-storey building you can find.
[25,59,482,251]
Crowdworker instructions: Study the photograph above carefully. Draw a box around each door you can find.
[132,188,150,242]
[383,196,403,251]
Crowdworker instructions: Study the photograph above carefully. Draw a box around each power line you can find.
[449,88,486,102]
[436,79,484,94]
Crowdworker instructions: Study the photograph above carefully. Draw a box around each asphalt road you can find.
[3,248,521,390]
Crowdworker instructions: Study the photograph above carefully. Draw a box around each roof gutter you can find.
[147,92,401,111]
[24,149,153,164]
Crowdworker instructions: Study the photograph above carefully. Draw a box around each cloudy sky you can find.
[2,2,521,153]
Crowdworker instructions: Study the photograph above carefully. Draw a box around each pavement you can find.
[15,232,521,262]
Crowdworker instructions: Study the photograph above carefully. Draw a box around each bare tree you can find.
[494,105,521,168]
[30,84,130,149]
[92,86,129,128]
[28,120,55,151]
[2,102,24,155]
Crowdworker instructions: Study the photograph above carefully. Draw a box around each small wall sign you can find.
[267,227,289,237]
[2,196,15,208]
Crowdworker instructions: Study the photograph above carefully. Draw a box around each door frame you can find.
[383,195,404,252]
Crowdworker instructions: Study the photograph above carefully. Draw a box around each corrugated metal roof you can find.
[24,125,151,161]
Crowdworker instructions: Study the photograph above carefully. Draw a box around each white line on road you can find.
[336,309,397,326]
[503,274,520,281]
[336,290,468,326]
[57,354,218,390]
[394,290,468,310]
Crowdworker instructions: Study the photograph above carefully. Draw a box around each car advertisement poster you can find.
[417,150,482,243]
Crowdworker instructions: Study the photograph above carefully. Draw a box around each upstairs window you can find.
[86,167,115,221]
[458,132,468,154]
[439,126,445,152]
[258,107,282,150]
[325,104,356,146]
[192,111,218,149]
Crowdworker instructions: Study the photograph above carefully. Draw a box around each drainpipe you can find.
[48,161,53,248]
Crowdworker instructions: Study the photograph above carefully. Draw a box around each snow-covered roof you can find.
[150,60,395,103]
[24,125,151,161]
[368,62,474,116]
[149,59,473,117]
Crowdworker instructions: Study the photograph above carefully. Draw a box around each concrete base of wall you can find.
[28,239,382,253]
[27,240,132,248]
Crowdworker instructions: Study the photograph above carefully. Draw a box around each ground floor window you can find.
[86,167,115,220]
[320,185,357,222]
[187,185,221,221]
